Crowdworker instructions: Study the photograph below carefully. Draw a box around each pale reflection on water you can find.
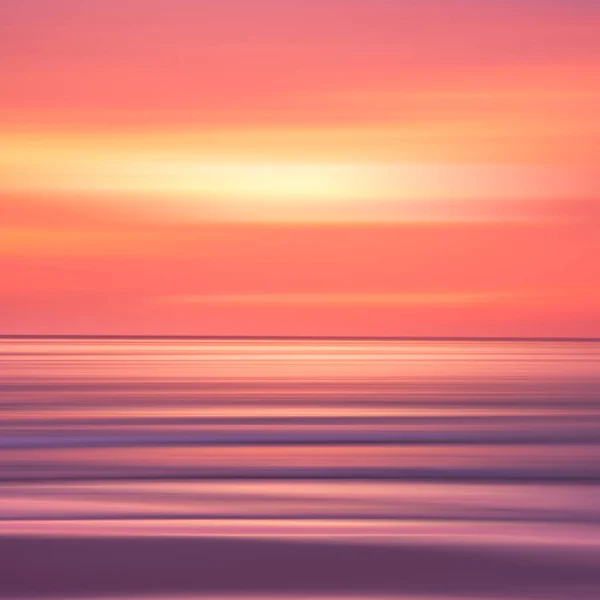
[1,337,599,599]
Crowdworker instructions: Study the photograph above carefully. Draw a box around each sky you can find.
[1,0,599,336]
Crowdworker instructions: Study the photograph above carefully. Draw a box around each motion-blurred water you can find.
[1,337,600,599]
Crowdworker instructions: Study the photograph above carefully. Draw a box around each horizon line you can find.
[1,335,599,342]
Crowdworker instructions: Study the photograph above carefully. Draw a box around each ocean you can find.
[1,337,599,599]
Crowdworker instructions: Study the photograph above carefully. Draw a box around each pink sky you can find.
[1,0,599,336]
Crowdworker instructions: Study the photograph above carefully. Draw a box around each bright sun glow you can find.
[0,132,569,222]
[115,162,374,208]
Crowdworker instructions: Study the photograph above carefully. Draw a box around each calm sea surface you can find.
[1,337,600,599]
